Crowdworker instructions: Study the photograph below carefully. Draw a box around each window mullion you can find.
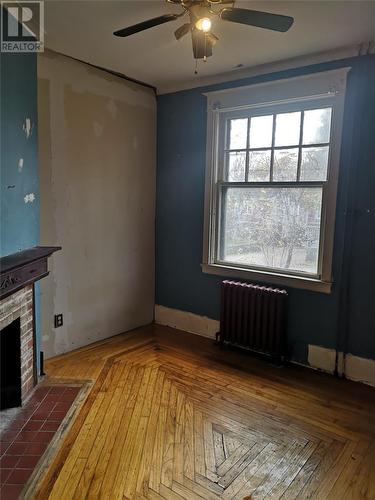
[270,115,276,182]
[218,181,324,188]
[245,118,250,182]
[297,110,305,181]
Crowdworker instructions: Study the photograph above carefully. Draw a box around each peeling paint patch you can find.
[93,121,103,137]
[24,193,35,203]
[22,118,33,138]
[18,158,24,172]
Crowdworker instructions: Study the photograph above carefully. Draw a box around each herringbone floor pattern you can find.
[32,325,375,499]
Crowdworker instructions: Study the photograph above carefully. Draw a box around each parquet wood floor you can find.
[32,325,375,499]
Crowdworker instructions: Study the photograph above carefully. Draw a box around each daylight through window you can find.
[220,107,332,277]
[202,70,350,291]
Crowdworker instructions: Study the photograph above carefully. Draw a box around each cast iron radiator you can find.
[217,280,288,361]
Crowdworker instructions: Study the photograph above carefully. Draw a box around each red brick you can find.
[31,410,51,420]
[16,455,40,468]
[15,431,37,443]
[23,420,43,432]
[6,442,28,455]
[24,441,48,456]
[0,456,20,469]
[49,386,66,395]
[59,392,78,402]
[0,469,12,484]
[33,431,54,444]
[65,386,80,395]
[6,468,32,484]
[49,411,65,421]
[0,484,24,499]
[41,421,60,432]
[54,402,70,412]
[38,401,56,412]
[0,443,10,455]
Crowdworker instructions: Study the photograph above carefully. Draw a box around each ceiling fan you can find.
[113,0,294,63]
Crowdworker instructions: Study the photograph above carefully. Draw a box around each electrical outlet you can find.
[54,314,63,328]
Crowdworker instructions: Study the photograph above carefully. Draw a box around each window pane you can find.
[275,112,301,146]
[248,150,271,181]
[300,146,329,181]
[220,187,323,275]
[273,148,298,181]
[226,151,246,181]
[249,115,273,148]
[228,118,248,149]
[303,108,332,145]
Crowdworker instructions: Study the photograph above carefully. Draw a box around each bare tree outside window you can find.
[218,107,332,277]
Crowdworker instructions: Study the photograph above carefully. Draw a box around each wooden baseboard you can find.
[308,344,375,387]
[155,305,375,387]
[154,305,219,339]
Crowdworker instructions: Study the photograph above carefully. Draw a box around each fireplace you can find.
[0,246,60,409]
[0,284,37,408]
[1,318,22,409]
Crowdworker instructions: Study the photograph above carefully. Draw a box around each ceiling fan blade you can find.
[174,23,191,40]
[220,8,294,32]
[114,14,179,37]
[192,29,214,59]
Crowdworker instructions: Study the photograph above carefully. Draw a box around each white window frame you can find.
[202,68,350,293]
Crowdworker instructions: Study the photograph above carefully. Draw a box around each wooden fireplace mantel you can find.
[0,246,61,300]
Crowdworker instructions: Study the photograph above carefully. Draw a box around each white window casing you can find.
[202,68,350,293]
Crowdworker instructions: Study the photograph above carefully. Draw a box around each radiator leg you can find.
[215,331,221,346]
[272,354,285,366]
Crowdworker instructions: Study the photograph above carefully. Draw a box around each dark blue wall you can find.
[156,55,375,362]
[1,52,39,256]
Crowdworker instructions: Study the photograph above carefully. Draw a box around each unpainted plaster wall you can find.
[38,50,156,358]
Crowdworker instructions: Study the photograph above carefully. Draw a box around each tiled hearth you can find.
[0,384,81,499]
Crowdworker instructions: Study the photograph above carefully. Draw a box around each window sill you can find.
[201,263,332,294]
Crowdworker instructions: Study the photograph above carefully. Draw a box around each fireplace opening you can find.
[0,317,22,410]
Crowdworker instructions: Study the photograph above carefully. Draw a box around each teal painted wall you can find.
[1,51,40,367]
[156,55,375,363]
[1,51,39,256]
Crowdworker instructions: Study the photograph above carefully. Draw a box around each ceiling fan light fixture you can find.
[195,17,212,32]
[113,1,294,67]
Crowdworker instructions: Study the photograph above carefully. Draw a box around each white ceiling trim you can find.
[157,43,367,95]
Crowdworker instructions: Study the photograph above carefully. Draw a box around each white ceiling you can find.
[44,1,375,93]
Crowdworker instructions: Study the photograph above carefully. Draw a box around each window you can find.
[202,69,349,292]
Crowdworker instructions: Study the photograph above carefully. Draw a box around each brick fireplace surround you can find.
[0,246,60,408]
[0,285,36,403]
